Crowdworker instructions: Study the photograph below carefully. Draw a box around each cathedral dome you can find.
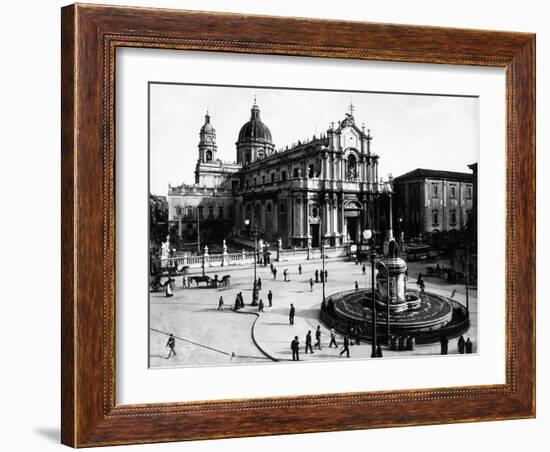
[237,101,273,144]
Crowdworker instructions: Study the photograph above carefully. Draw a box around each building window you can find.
[280,202,286,213]
[246,179,250,188]
[208,206,214,218]
[253,177,257,186]
[308,164,314,178]
[205,150,212,162]
[281,171,287,181]
[245,152,251,164]
[262,175,266,184]
[450,186,456,198]
[266,203,272,213]
[293,168,299,178]
[432,184,439,198]
[271,173,275,183]
[450,209,457,225]
[467,186,472,199]
[312,206,318,218]
[218,206,224,219]
[432,209,439,225]
[198,206,204,219]
[186,207,192,218]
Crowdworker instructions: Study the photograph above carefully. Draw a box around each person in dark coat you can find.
[329,328,338,348]
[257,277,262,290]
[283,268,288,282]
[305,331,314,354]
[310,278,314,292]
[324,269,328,281]
[355,281,359,291]
[362,264,366,275]
[267,290,273,307]
[440,334,449,355]
[376,344,383,358]
[258,299,264,312]
[315,325,322,350]
[298,264,302,275]
[465,337,473,354]
[273,268,277,279]
[315,269,319,283]
[289,303,295,325]
[340,334,350,357]
[166,333,176,359]
[458,335,466,354]
[291,336,300,361]
[217,296,224,311]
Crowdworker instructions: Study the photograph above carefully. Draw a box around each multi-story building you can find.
[166,100,392,249]
[392,168,475,243]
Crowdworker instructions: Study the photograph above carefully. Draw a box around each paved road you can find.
[149,256,478,367]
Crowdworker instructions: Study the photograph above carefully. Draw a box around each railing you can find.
[160,245,349,269]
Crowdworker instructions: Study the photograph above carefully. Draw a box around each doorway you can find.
[310,223,320,248]
[346,217,358,243]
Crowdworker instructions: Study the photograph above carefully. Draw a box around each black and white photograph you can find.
[148,83,479,368]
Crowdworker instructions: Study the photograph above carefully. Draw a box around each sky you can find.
[149,83,478,195]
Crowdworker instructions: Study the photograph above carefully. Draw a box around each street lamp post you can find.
[245,218,259,306]
[363,229,377,358]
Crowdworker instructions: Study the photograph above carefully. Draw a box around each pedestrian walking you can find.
[355,281,359,291]
[309,278,314,292]
[315,325,322,350]
[270,262,274,273]
[273,267,277,279]
[320,270,324,283]
[298,264,302,275]
[291,336,300,361]
[267,290,273,307]
[451,289,456,298]
[257,277,262,290]
[283,268,288,282]
[324,269,328,281]
[362,264,366,275]
[465,337,473,354]
[258,299,264,312]
[305,331,314,354]
[182,275,187,288]
[457,335,465,354]
[165,281,174,298]
[329,328,338,348]
[217,296,224,311]
[440,334,449,355]
[289,303,295,325]
[166,333,176,359]
[340,334,350,357]
[315,269,319,283]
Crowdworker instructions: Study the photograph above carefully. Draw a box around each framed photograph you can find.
[61,4,536,447]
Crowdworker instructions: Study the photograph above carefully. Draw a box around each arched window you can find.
[208,206,214,218]
[205,150,212,162]
[218,206,224,219]
[347,154,357,180]
[432,209,439,225]
[450,209,457,225]
[266,203,272,213]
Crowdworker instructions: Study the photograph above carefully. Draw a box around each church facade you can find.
[167,100,392,249]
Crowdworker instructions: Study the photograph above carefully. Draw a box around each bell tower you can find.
[198,110,217,163]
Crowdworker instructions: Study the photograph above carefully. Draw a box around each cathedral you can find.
[167,100,392,249]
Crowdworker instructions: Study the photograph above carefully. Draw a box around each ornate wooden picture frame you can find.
[61,3,535,447]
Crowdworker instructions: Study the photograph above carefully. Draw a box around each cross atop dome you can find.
[349,102,355,116]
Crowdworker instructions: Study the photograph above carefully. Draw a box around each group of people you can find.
[290,323,377,361]
[440,334,474,355]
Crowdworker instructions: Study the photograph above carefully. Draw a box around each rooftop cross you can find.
[349,102,355,116]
